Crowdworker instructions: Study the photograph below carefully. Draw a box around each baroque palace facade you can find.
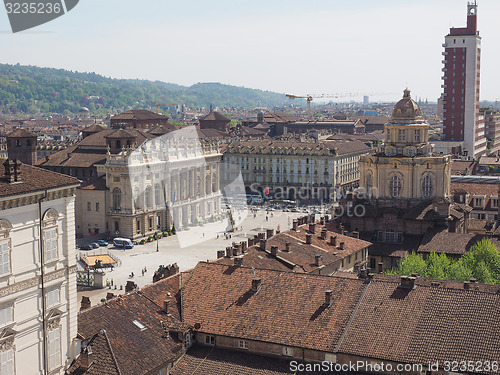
[98,127,223,240]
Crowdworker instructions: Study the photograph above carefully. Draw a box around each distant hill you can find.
[0,63,288,116]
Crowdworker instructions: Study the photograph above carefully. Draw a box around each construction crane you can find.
[285,93,371,120]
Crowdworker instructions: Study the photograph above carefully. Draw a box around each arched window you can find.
[113,188,121,210]
[212,173,217,193]
[422,175,433,198]
[389,175,402,198]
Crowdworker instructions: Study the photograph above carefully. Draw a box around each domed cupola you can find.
[389,89,425,125]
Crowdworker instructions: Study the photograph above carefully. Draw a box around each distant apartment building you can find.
[0,159,79,374]
[442,1,486,157]
[222,139,371,202]
[110,109,175,131]
[482,107,500,155]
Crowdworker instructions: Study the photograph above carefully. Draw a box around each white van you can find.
[113,237,134,249]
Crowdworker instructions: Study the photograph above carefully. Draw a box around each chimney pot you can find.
[321,228,327,240]
[260,239,267,251]
[106,292,115,301]
[319,217,325,225]
[309,223,316,234]
[266,229,274,239]
[400,276,416,289]
[352,231,359,239]
[306,233,312,245]
[325,290,333,306]
[271,245,278,257]
[80,296,91,310]
[464,281,470,290]
[292,220,298,231]
[251,277,262,293]
[315,254,322,267]
[163,300,169,312]
[234,256,243,267]
[225,247,232,258]
[241,241,248,252]
[217,250,225,259]
[285,242,291,251]
[339,242,345,250]
[330,236,337,246]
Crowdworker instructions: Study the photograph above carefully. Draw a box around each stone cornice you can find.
[0,187,76,211]
[0,265,76,298]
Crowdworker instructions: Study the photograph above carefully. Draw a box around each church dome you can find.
[389,89,425,125]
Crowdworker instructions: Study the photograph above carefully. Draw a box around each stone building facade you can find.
[0,160,80,374]
[97,130,223,240]
[222,139,371,203]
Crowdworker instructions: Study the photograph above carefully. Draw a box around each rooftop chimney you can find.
[258,232,265,239]
[251,277,262,293]
[247,237,254,247]
[319,217,325,225]
[106,292,115,301]
[241,241,247,252]
[321,228,328,240]
[271,245,278,257]
[125,280,135,293]
[285,242,291,252]
[306,233,312,245]
[80,346,94,372]
[324,290,333,306]
[339,242,345,250]
[260,239,267,251]
[266,229,274,239]
[292,220,298,231]
[315,254,322,267]
[330,236,337,246]
[399,276,416,289]
[217,250,225,259]
[3,159,22,183]
[163,300,169,313]
[464,281,470,290]
[225,247,232,258]
[309,223,316,234]
[80,296,91,311]
[352,231,359,239]
[234,256,243,267]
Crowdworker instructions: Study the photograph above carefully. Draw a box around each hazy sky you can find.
[1,0,500,102]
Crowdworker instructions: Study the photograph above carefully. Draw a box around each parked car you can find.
[97,240,108,246]
[302,208,310,213]
[291,207,299,212]
[312,209,322,214]
[79,244,92,250]
[90,242,100,249]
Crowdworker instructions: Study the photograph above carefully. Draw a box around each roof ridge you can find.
[102,329,123,375]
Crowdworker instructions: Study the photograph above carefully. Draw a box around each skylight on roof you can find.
[132,320,147,331]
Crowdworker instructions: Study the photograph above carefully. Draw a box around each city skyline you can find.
[1,0,500,103]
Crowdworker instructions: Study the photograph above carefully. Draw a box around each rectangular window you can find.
[0,349,14,375]
[492,198,498,208]
[114,221,119,233]
[325,353,337,363]
[0,242,10,276]
[48,329,61,370]
[282,346,294,357]
[205,335,215,345]
[397,232,403,244]
[136,220,141,234]
[397,129,406,142]
[46,288,60,308]
[95,203,99,212]
[0,305,13,326]
[113,176,120,182]
[238,340,249,349]
[44,228,58,262]
[87,202,91,211]
[414,129,421,142]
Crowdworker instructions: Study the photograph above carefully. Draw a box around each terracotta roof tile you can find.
[182,262,367,352]
[0,161,79,198]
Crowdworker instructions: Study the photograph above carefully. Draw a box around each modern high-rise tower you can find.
[442,1,485,157]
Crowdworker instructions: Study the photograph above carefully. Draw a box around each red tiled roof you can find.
[0,161,79,198]
[182,262,367,352]
[6,128,36,138]
[200,111,230,122]
[111,109,169,121]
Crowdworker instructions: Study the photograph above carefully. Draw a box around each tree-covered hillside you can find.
[0,63,288,115]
